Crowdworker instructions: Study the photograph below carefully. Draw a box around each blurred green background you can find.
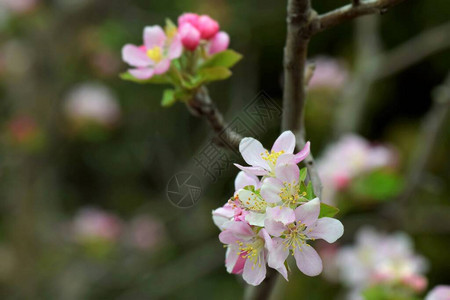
[0,0,449,299]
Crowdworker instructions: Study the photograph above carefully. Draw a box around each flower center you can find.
[238,238,264,268]
[261,150,285,167]
[146,46,163,62]
[283,223,310,253]
[279,182,305,207]
[237,192,267,212]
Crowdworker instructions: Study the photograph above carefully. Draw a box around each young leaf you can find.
[306,181,315,199]
[161,89,176,107]
[319,203,340,218]
[199,67,232,82]
[120,72,171,84]
[299,167,307,182]
[199,50,243,69]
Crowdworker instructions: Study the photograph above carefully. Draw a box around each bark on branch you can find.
[310,0,407,35]
[187,87,243,151]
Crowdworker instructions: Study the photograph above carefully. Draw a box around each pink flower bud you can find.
[197,15,219,40]
[178,13,199,28]
[179,23,201,51]
[402,275,428,292]
[208,31,230,55]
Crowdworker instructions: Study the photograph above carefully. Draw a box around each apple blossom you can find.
[309,56,348,90]
[426,286,450,300]
[335,227,428,298]
[208,31,230,55]
[264,198,343,277]
[197,15,220,39]
[179,23,201,51]
[234,130,310,177]
[121,25,182,79]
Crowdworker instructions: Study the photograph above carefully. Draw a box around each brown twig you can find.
[376,21,450,79]
[310,0,407,35]
[398,73,450,204]
[187,87,243,151]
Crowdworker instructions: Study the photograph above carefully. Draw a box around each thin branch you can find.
[187,87,243,151]
[310,0,407,35]
[376,21,450,79]
[398,73,450,204]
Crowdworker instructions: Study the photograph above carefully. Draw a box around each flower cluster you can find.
[212,131,344,286]
[121,13,241,107]
[317,134,396,204]
[334,227,428,299]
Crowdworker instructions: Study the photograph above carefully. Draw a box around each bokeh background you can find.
[0,0,449,299]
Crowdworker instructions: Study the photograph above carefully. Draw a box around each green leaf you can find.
[161,89,176,107]
[120,72,171,84]
[199,67,232,82]
[299,167,307,182]
[319,203,339,218]
[306,181,315,199]
[351,169,404,201]
[200,50,243,69]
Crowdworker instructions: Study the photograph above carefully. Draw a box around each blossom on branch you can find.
[213,131,343,285]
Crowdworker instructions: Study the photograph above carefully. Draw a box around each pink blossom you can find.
[264,198,343,277]
[208,31,230,55]
[179,23,201,51]
[72,207,122,243]
[7,115,39,144]
[426,286,450,300]
[178,12,200,28]
[197,15,220,39]
[121,25,182,79]
[234,130,310,177]
[309,56,348,90]
[219,221,287,285]
[64,83,120,127]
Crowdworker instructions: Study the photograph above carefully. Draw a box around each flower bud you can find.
[178,12,199,28]
[197,15,219,40]
[208,31,230,55]
[179,23,201,51]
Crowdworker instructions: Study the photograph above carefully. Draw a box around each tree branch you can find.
[398,73,450,204]
[187,87,243,151]
[311,0,407,35]
[376,21,450,79]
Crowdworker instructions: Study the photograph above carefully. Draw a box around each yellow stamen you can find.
[146,46,163,62]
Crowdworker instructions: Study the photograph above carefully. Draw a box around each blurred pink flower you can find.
[1,0,37,13]
[122,25,182,79]
[179,23,201,51]
[426,285,450,300]
[7,115,39,144]
[208,31,229,55]
[317,134,396,204]
[197,15,219,39]
[72,207,123,243]
[309,56,348,90]
[127,215,166,251]
[64,83,120,127]
[335,227,428,297]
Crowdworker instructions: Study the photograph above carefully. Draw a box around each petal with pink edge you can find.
[243,255,267,286]
[271,130,296,153]
[219,230,237,244]
[143,26,166,49]
[264,218,287,237]
[122,44,151,67]
[154,59,171,75]
[224,220,254,239]
[294,244,323,276]
[168,34,183,59]
[235,171,260,190]
[275,164,299,184]
[260,177,283,203]
[225,246,239,273]
[128,68,154,80]
[308,217,344,243]
[276,153,296,167]
[266,206,295,225]
[234,164,268,176]
[294,198,320,226]
[239,137,270,170]
[294,141,310,164]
